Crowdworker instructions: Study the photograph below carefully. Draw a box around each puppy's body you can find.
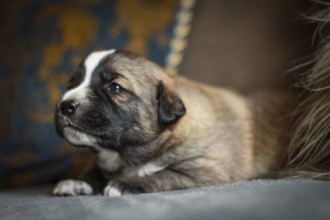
[53,50,293,196]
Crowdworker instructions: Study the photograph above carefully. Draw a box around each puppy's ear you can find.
[157,81,186,125]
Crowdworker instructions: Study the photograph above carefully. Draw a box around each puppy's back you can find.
[169,76,294,182]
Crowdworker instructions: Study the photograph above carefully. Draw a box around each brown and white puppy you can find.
[53,49,293,196]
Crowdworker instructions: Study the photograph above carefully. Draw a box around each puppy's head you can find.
[55,50,185,152]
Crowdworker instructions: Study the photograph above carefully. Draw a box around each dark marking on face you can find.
[55,50,186,165]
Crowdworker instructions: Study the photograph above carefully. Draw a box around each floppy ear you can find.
[157,81,186,125]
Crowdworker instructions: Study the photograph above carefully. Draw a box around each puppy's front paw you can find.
[103,180,145,197]
[53,179,93,196]
[104,181,123,197]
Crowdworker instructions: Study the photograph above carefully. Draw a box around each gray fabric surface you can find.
[1,179,330,220]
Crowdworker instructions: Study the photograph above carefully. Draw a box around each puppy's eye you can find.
[106,83,125,93]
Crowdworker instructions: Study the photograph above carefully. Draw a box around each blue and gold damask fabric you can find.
[0,0,193,189]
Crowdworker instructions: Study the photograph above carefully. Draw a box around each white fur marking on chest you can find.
[97,149,122,173]
[62,49,115,101]
[136,163,166,177]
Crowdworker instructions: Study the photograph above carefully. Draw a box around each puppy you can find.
[53,49,293,196]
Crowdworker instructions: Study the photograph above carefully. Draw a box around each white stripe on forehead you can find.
[62,49,116,101]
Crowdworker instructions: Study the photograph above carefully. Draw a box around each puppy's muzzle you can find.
[60,99,80,116]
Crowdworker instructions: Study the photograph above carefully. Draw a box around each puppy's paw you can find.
[104,181,123,197]
[103,180,145,197]
[53,179,93,196]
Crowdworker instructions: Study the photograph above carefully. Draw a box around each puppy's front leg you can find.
[103,168,198,197]
[53,179,94,196]
[53,163,106,196]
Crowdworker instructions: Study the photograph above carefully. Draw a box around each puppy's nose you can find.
[60,100,80,116]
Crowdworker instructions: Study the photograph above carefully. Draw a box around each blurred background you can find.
[180,0,316,91]
[0,0,321,189]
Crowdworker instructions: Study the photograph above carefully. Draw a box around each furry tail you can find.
[283,5,330,179]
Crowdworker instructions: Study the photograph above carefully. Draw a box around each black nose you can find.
[60,100,80,116]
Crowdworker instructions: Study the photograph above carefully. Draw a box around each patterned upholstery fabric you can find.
[0,0,194,188]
